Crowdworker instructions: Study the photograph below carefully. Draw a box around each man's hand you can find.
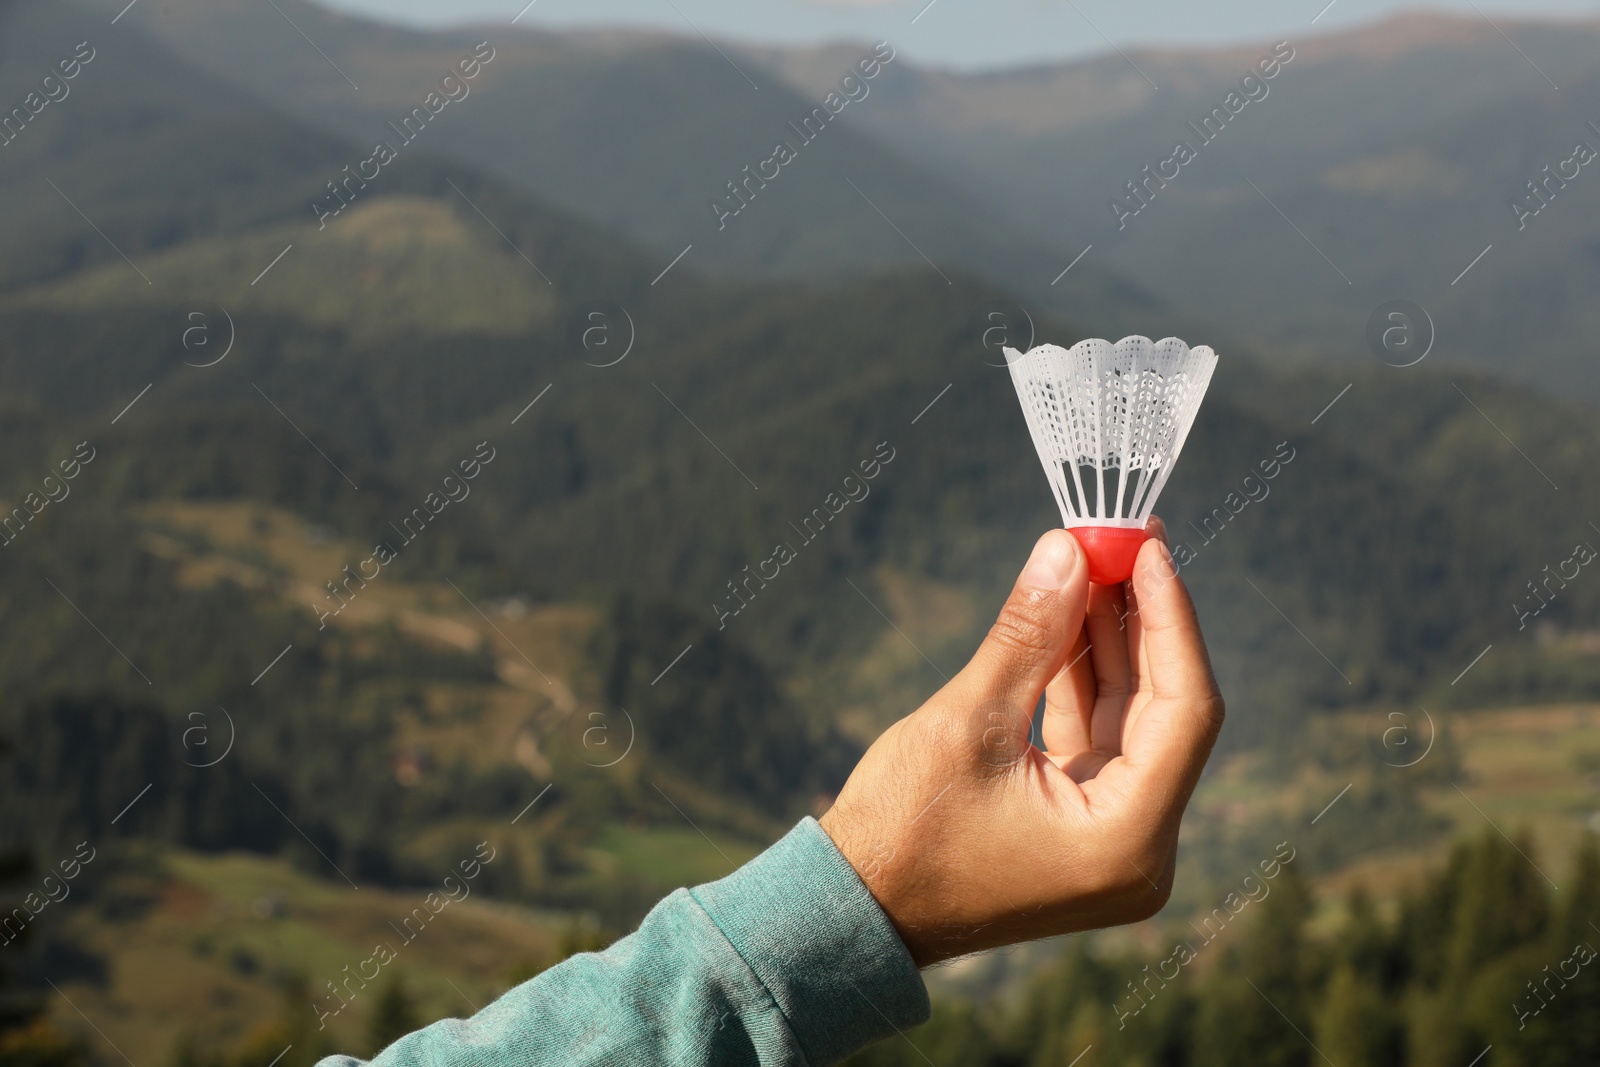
[818,519,1224,967]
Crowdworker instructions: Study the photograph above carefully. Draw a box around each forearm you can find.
[317,817,929,1067]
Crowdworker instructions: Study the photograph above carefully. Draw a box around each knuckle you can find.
[1097,679,1134,705]
[1127,880,1173,922]
[1084,858,1149,903]
[985,597,1056,661]
[1104,832,1177,917]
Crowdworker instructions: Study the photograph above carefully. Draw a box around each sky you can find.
[316,0,1599,70]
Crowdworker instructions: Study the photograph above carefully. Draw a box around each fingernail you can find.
[1020,531,1077,591]
[1146,536,1177,580]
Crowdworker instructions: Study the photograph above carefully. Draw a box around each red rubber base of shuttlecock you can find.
[1069,526,1149,585]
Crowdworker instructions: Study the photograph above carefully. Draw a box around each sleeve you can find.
[315,816,930,1067]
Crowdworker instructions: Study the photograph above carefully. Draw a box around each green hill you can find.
[103,1,1600,401]
[5,196,559,342]
[1,5,1599,1060]
[94,0,1167,336]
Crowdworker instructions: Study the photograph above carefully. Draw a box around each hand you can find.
[818,518,1224,967]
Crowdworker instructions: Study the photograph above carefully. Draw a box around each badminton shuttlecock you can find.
[1004,335,1217,585]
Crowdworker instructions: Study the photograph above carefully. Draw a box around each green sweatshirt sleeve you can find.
[316,816,930,1066]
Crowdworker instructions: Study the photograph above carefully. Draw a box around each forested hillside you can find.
[850,831,1600,1067]
[1,1,1598,1062]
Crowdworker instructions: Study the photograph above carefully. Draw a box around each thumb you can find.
[958,529,1089,710]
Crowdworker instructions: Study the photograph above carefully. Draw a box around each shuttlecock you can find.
[1005,335,1217,585]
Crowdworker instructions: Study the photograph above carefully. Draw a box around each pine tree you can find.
[224,976,339,1067]
[1003,939,1118,1064]
[1028,1001,1103,1067]
[1314,883,1403,1067]
[1343,883,1398,988]
[1315,963,1401,1067]
[1443,830,1549,976]
[1537,833,1600,1064]
[1193,863,1317,1067]
[1405,828,1554,1067]
[0,736,89,1067]
[1549,831,1600,947]
[366,972,421,1055]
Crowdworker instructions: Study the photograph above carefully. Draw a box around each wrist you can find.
[818,804,935,967]
[693,817,930,1061]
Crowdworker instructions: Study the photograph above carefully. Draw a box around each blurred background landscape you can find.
[1,0,1599,1063]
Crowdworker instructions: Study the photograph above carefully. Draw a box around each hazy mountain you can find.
[8,195,563,341]
[0,0,358,291]
[0,0,1593,753]
[87,0,1167,338]
[4,5,1598,1055]
[98,0,1600,399]
[749,14,1600,181]
[749,14,1600,397]
[2,1,702,297]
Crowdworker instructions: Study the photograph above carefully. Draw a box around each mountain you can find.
[3,9,1600,1056]
[8,212,1600,747]
[749,13,1600,398]
[0,0,1595,759]
[749,14,1600,188]
[101,0,1600,399]
[2,3,1598,1057]
[90,0,1168,338]
[8,195,562,341]
[0,0,675,307]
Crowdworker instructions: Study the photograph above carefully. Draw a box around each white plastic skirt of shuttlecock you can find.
[1004,335,1217,583]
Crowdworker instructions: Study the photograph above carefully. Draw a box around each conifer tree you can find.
[366,972,421,1055]
[1315,963,1400,1067]
[1443,830,1548,977]
[1314,883,1403,1066]
[1194,862,1316,1067]
[1538,833,1600,1064]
